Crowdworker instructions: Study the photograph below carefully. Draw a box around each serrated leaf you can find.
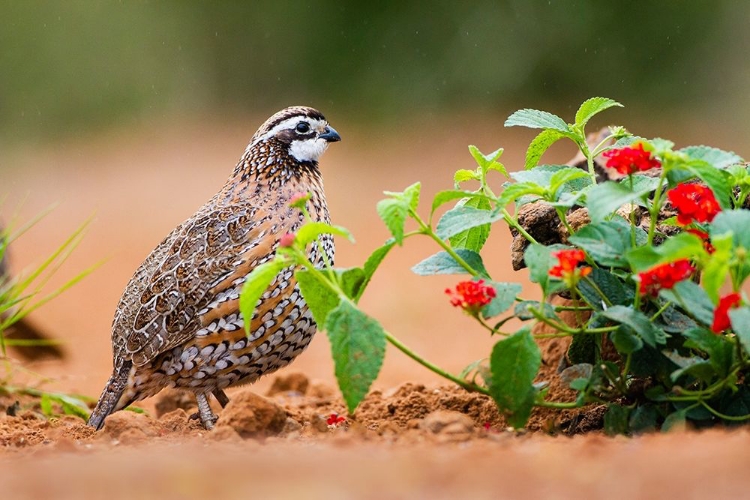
[295,221,353,247]
[430,190,486,215]
[585,180,653,224]
[448,197,493,253]
[336,267,367,301]
[610,326,644,354]
[403,182,422,212]
[295,269,341,326]
[599,306,667,347]
[482,281,523,319]
[240,258,290,333]
[548,168,590,199]
[524,243,568,295]
[682,327,733,378]
[684,160,733,210]
[325,300,386,413]
[376,198,408,245]
[411,249,489,277]
[577,268,634,310]
[435,204,501,241]
[454,169,480,186]
[363,240,396,280]
[660,281,715,327]
[525,129,568,170]
[489,327,541,429]
[568,219,640,268]
[575,97,623,128]
[680,145,744,169]
[505,108,572,134]
[626,232,707,272]
[469,145,507,177]
[497,182,546,208]
[702,232,732,303]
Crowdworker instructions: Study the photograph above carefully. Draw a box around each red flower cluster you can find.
[638,259,696,296]
[711,293,742,334]
[667,183,721,225]
[602,143,661,175]
[686,228,715,254]
[445,279,496,314]
[327,413,346,426]
[549,249,591,281]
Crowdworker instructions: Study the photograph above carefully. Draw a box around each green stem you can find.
[535,399,581,409]
[647,169,668,246]
[502,208,538,244]
[555,207,576,239]
[411,210,480,277]
[384,330,490,395]
[699,400,750,422]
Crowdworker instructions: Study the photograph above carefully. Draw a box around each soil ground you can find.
[2,114,750,498]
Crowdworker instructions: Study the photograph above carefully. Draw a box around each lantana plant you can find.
[241,97,750,433]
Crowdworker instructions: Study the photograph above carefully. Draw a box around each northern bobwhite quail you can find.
[88,106,340,430]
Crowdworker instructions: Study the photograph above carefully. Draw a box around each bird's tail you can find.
[87,360,132,430]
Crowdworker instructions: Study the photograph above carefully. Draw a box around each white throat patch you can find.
[289,138,329,162]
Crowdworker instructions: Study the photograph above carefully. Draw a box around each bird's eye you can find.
[295,122,311,133]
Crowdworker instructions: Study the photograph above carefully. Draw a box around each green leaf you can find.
[664,351,715,384]
[599,305,667,347]
[363,240,396,280]
[411,249,489,278]
[730,307,750,354]
[436,204,500,241]
[604,404,631,436]
[702,232,732,303]
[454,169,480,186]
[610,326,644,354]
[684,160,733,210]
[469,145,507,177]
[575,97,622,129]
[376,198,408,245]
[660,281,714,327]
[661,409,688,432]
[447,197,494,253]
[497,182,546,208]
[711,209,750,250]
[568,218,641,268]
[336,267,367,301]
[548,168,591,200]
[239,258,290,332]
[378,182,421,245]
[295,221,353,247]
[585,181,653,224]
[40,393,53,417]
[488,327,541,429]
[430,190,481,215]
[680,145,743,169]
[295,269,341,326]
[626,232,707,272]
[505,108,572,134]
[513,301,556,321]
[578,268,634,310]
[524,244,568,295]
[524,129,567,170]
[325,300,386,413]
[683,327,733,378]
[482,282,523,319]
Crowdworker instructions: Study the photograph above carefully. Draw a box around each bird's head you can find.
[250,106,341,164]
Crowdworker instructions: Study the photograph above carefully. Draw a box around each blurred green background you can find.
[2,0,749,143]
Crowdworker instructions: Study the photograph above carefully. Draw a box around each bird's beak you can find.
[319,126,341,143]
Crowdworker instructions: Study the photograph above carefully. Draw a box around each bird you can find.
[88,106,340,430]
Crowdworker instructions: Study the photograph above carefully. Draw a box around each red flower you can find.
[327,413,346,426]
[686,228,715,254]
[667,183,721,225]
[445,279,496,314]
[711,293,742,333]
[279,232,296,248]
[602,143,661,175]
[638,259,696,296]
[549,249,591,281]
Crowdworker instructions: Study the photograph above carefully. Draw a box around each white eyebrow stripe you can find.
[251,117,326,146]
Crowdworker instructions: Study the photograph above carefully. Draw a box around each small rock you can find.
[420,410,475,435]
[101,412,158,439]
[215,391,287,439]
[266,372,310,396]
[283,417,302,434]
[310,414,330,433]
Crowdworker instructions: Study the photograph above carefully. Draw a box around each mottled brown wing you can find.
[114,202,296,367]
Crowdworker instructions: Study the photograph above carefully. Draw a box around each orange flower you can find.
[638,259,696,296]
[549,249,591,281]
[445,280,496,315]
[711,293,742,333]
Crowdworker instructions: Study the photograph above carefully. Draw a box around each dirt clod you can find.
[154,389,197,418]
[265,372,309,396]
[216,391,287,439]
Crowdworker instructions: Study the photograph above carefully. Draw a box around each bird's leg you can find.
[212,388,230,408]
[195,393,218,430]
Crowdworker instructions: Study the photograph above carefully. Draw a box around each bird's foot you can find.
[194,392,219,430]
